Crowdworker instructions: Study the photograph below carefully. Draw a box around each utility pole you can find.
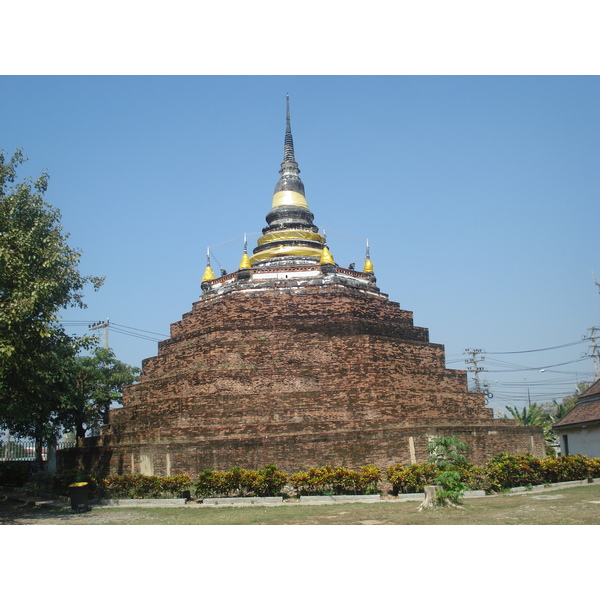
[464,348,487,393]
[89,320,110,348]
[582,326,600,379]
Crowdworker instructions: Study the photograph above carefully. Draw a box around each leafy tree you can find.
[505,403,557,452]
[544,381,592,423]
[504,404,549,427]
[0,149,103,459]
[427,436,468,468]
[422,437,470,508]
[62,347,140,439]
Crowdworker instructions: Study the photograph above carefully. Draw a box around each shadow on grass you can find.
[0,498,91,525]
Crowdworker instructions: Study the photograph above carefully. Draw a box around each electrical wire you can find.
[61,320,168,342]
[484,340,586,354]
[110,323,168,338]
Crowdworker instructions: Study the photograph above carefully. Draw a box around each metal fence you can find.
[0,440,76,461]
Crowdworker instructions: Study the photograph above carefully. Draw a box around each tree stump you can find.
[418,485,443,511]
[417,485,465,511]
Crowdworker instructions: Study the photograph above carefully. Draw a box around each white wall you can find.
[559,424,600,458]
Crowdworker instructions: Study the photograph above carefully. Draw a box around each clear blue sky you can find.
[3,4,599,585]
[1,75,598,413]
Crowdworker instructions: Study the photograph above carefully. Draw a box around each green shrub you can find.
[53,469,98,496]
[454,463,487,491]
[539,454,591,483]
[255,463,288,497]
[194,465,288,498]
[288,465,381,496]
[101,474,192,499]
[0,462,32,487]
[386,463,441,494]
[483,454,544,491]
[358,465,382,494]
[587,457,600,478]
[428,436,469,468]
[434,470,469,505]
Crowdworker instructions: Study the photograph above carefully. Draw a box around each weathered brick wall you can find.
[87,282,544,477]
[60,422,544,485]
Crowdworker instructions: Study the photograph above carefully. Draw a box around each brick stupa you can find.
[71,97,545,476]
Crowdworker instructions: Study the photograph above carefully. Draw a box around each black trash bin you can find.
[69,482,89,513]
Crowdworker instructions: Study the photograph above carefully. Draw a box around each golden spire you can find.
[319,245,335,265]
[363,239,374,273]
[202,247,215,282]
[271,93,309,210]
[249,96,325,266]
[239,234,252,270]
[319,231,335,265]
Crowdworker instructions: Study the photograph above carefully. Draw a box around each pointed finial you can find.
[239,234,252,270]
[283,93,296,164]
[202,247,215,282]
[363,239,374,273]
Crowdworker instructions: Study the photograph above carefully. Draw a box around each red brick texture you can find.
[60,281,545,477]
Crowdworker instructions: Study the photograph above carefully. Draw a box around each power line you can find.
[484,357,589,373]
[582,326,600,379]
[463,348,487,393]
[110,323,168,338]
[62,320,168,342]
[108,326,166,343]
[483,340,585,355]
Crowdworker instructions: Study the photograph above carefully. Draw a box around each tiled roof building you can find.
[553,379,600,457]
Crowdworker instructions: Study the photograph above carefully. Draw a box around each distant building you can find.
[60,98,545,477]
[553,379,600,458]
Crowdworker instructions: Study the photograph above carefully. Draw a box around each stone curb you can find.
[299,494,382,504]
[99,498,187,507]
[201,496,283,506]
[3,478,599,510]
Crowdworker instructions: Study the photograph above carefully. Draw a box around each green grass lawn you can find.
[3,484,600,525]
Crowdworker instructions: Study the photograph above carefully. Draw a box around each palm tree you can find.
[505,404,554,445]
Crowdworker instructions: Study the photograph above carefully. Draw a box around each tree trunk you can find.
[35,436,44,471]
[76,421,86,441]
[418,485,465,511]
[418,485,443,511]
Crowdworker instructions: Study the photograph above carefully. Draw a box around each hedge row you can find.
[110,454,600,498]
[387,453,600,494]
[5,454,598,499]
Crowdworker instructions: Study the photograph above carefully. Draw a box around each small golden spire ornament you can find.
[202,247,215,282]
[239,234,252,270]
[319,246,335,265]
[363,239,374,273]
